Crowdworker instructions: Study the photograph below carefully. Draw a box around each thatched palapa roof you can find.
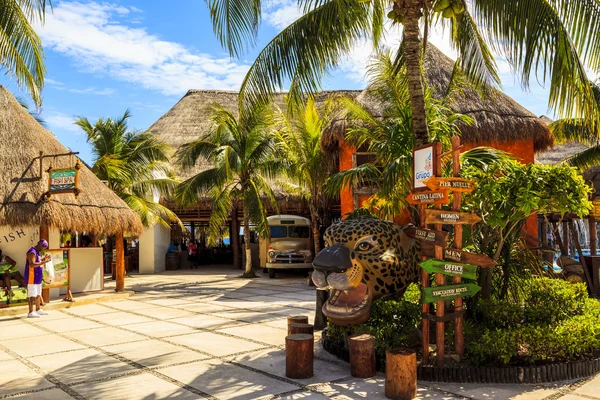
[0,86,142,235]
[322,45,553,153]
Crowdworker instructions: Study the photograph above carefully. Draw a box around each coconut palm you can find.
[206,0,600,146]
[175,103,285,277]
[326,51,507,219]
[274,97,331,255]
[0,0,51,105]
[549,82,600,171]
[75,110,181,229]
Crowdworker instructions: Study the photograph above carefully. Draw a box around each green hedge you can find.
[467,278,600,365]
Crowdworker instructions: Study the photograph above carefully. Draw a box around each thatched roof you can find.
[147,89,360,197]
[323,45,553,153]
[0,86,142,235]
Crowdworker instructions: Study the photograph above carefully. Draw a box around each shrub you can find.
[467,278,600,365]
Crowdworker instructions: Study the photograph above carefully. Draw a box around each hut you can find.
[322,45,554,239]
[0,86,142,300]
[145,90,357,269]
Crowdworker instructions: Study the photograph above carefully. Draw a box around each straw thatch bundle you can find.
[322,45,553,153]
[0,86,142,235]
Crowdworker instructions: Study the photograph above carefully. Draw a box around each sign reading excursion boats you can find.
[422,283,481,304]
[419,259,479,280]
[405,189,450,205]
[423,177,475,193]
[424,209,482,225]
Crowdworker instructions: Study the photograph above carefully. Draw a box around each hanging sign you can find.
[424,209,482,225]
[419,259,479,280]
[420,244,496,268]
[405,226,448,247]
[47,162,82,198]
[423,177,475,193]
[413,143,438,192]
[405,189,450,205]
[421,283,481,304]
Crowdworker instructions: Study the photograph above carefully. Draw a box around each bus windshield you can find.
[288,226,310,238]
[270,226,287,238]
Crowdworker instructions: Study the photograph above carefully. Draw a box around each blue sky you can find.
[1,0,556,164]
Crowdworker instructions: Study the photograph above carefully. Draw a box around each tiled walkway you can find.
[0,267,598,399]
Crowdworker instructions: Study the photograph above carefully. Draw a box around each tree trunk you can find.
[402,0,429,146]
[231,206,241,269]
[115,231,125,292]
[243,209,252,275]
[310,204,321,255]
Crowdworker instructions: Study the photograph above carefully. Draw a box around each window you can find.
[289,226,310,238]
[270,226,287,238]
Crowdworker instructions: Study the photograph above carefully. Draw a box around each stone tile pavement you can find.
[0,266,598,400]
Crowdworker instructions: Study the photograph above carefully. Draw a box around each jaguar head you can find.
[312,216,419,326]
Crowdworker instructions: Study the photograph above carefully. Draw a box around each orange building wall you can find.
[338,138,539,239]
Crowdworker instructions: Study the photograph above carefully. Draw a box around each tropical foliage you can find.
[175,103,284,275]
[273,98,331,254]
[0,0,51,105]
[461,160,593,299]
[205,0,600,147]
[75,110,181,229]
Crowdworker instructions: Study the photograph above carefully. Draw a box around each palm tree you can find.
[549,82,600,171]
[274,97,331,255]
[75,110,181,229]
[175,103,284,277]
[205,1,600,146]
[0,0,51,105]
[326,51,506,219]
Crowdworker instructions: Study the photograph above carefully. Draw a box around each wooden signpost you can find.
[422,284,481,304]
[424,209,482,225]
[418,259,479,280]
[419,244,496,268]
[404,226,448,247]
[405,190,450,205]
[423,177,475,193]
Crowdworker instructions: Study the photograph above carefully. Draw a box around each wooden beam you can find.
[451,136,464,358]
[115,231,125,292]
[590,216,597,256]
[569,220,594,295]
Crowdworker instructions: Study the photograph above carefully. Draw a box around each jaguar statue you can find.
[312,216,420,326]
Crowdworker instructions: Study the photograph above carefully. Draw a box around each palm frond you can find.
[565,145,600,171]
[205,0,261,57]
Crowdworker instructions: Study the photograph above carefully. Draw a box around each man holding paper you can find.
[24,239,51,318]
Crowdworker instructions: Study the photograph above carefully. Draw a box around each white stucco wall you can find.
[138,224,171,274]
[0,226,61,273]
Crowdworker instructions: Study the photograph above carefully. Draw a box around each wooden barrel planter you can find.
[165,253,178,270]
[322,335,600,383]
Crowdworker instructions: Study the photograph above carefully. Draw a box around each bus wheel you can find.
[268,269,276,279]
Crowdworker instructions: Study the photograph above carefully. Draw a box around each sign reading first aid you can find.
[413,144,436,191]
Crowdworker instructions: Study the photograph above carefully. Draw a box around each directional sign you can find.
[421,284,481,304]
[405,227,448,247]
[424,209,482,225]
[423,177,475,193]
[419,244,496,268]
[419,259,479,280]
[406,190,450,205]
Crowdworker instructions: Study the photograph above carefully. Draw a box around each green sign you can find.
[422,284,481,304]
[419,259,479,280]
[49,169,77,193]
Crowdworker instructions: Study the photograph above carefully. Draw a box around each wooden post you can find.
[562,220,569,256]
[385,348,417,400]
[288,315,309,335]
[420,203,430,365]
[590,216,597,256]
[569,220,594,294]
[432,142,445,367]
[285,334,314,379]
[115,231,125,292]
[348,334,376,378]
[451,136,464,357]
[289,323,314,336]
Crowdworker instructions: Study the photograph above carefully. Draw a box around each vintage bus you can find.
[259,215,313,278]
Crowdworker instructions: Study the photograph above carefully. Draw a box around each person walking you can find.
[187,240,198,269]
[24,239,51,318]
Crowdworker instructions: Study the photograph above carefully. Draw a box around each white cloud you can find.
[36,1,250,95]
[44,112,80,133]
[263,0,302,30]
[68,87,116,95]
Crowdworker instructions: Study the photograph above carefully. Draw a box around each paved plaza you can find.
[0,267,598,400]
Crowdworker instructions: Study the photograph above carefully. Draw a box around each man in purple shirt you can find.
[24,239,50,318]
